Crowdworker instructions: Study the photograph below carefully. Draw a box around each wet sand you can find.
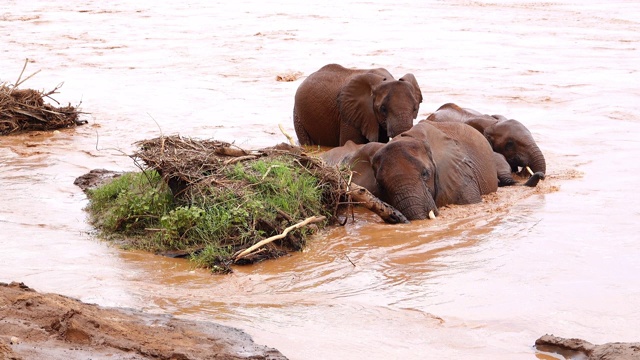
[2,1,640,359]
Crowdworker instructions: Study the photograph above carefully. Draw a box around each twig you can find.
[278,123,296,146]
[147,113,165,153]
[260,164,281,180]
[14,58,41,89]
[42,82,64,104]
[11,58,29,93]
[346,254,356,267]
[233,215,326,261]
[224,155,258,165]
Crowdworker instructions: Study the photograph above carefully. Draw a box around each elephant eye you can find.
[379,105,387,115]
[421,169,429,179]
[505,140,515,150]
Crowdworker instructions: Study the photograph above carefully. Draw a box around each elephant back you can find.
[427,103,483,123]
[431,122,498,195]
[293,68,346,146]
[293,64,394,147]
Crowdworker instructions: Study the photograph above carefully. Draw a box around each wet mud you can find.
[0,282,287,360]
[536,334,640,360]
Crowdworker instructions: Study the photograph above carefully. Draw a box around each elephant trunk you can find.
[385,111,415,138]
[385,183,438,221]
[527,145,547,175]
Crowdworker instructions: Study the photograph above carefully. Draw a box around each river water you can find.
[1,1,639,359]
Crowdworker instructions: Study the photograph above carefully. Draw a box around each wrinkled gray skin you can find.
[293,63,422,146]
[324,122,499,221]
[427,103,547,182]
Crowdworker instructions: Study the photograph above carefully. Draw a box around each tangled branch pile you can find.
[1,60,82,135]
[118,135,349,270]
[133,136,347,211]
[0,85,81,135]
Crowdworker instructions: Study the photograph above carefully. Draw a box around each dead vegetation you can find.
[132,137,335,204]
[0,59,84,135]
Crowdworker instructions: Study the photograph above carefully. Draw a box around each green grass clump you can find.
[84,156,332,273]
[86,170,173,234]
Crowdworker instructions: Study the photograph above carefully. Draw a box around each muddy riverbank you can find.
[0,282,287,360]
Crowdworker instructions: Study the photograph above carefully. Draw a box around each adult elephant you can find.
[371,121,498,220]
[323,121,498,221]
[427,103,547,176]
[293,63,422,146]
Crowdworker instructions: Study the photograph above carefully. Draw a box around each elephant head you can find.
[338,73,422,143]
[427,103,547,176]
[370,121,490,221]
[483,118,546,174]
[371,137,438,220]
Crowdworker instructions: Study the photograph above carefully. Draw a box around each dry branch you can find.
[347,184,409,224]
[278,123,296,146]
[233,215,326,261]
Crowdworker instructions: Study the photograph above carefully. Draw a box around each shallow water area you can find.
[2,1,640,359]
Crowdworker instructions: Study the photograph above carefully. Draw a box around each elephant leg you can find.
[339,121,369,146]
[494,152,516,187]
[293,109,314,146]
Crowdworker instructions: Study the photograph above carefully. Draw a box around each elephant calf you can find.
[293,63,422,147]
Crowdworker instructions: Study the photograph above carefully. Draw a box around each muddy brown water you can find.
[2,1,640,359]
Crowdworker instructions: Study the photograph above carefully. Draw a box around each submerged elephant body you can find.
[427,102,547,176]
[322,121,498,221]
[294,64,422,147]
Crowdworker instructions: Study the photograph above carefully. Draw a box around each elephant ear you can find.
[348,142,385,197]
[338,73,387,143]
[399,73,423,104]
[415,122,480,207]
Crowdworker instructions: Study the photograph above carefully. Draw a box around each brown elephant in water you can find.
[293,64,422,146]
[323,121,498,221]
[427,103,547,183]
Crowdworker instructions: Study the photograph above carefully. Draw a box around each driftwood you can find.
[278,123,296,146]
[233,215,326,261]
[347,184,409,224]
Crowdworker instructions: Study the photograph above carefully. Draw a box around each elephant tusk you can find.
[526,166,534,176]
[428,210,436,220]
